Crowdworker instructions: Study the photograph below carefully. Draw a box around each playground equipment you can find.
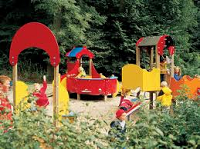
[61,46,118,101]
[122,64,160,91]
[170,75,200,99]
[15,81,29,112]
[9,22,69,126]
[123,35,199,102]
[122,35,175,108]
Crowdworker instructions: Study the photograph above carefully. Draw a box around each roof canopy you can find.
[66,46,94,59]
[136,35,175,55]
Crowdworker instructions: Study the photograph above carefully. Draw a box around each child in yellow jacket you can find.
[157,81,172,107]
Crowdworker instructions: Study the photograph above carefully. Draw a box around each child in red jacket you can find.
[33,75,49,108]
[0,75,12,121]
[119,88,133,111]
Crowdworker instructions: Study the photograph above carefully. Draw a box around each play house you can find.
[61,46,118,101]
[122,35,175,109]
[122,35,199,100]
[122,35,175,92]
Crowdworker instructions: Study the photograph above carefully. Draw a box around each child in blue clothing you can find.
[174,66,182,81]
[109,109,127,148]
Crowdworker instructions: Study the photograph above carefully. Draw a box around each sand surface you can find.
[7,83,152,124]
[8,84,121,123]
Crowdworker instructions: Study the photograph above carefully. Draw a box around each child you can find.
[174,66,182,81]
[160,56,167,82]
[119,88,133,111]
[157,81,173,108]
[109,109,127,143]
[33,75,49,108]
[100,73,106,78]
[0,75,12,121]
[76,66,86,78]
[194,74,200,79]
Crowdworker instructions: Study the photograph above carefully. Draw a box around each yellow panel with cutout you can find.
[122,64,160,91]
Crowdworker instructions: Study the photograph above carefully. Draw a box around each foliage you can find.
[0,0,199,78]
[84,0,199,77]
[0,0,105,74]
[0,108,109,149]
[0,91,200,148]
[32,0,106,73]
[124,100,200,149]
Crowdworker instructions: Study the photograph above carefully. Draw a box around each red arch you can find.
[9,22,60,67]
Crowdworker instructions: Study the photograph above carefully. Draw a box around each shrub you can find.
[0,93,199,149]
[125,100,200,149]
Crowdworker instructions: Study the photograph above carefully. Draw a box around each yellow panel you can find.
[112,80,120,98]
[122,64,143,90]
[52,75,69,121]
[58,84,69,121]
[16,81,29,112]
[143,68,160,91]
[122,64,160,91]
[61,77,67,89]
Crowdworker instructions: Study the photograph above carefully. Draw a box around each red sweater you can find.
[33,81,49,107]
[119,96,133,111]
[0,96,12,121]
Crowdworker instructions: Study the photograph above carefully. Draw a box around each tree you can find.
[84,0,198,77]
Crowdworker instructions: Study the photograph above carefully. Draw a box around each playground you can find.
[7,84,120,119]
[0,21,199,148]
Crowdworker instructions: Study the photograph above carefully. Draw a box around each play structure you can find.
[170,75,200,99]
[123,35,200,103]
[9,22,69,126]
[122,35,175,108]
[61,46,118,101]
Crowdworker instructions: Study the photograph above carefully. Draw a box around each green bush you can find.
[0,108,110,149]
[126,100,200,149]
[0,95,199,149]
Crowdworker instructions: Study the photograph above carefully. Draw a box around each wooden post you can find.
[53,65,59,127]
[80,58,82,67]
[155,46,160,69]
[89,59,92,76]
[66,57,69,73]
[171,54,174,77]
[77,94,80,100]
[149,91,154,109]
[150,47,154,69]
[104,95,107,102]
[13,64,17,111]
[136,47,140,66]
